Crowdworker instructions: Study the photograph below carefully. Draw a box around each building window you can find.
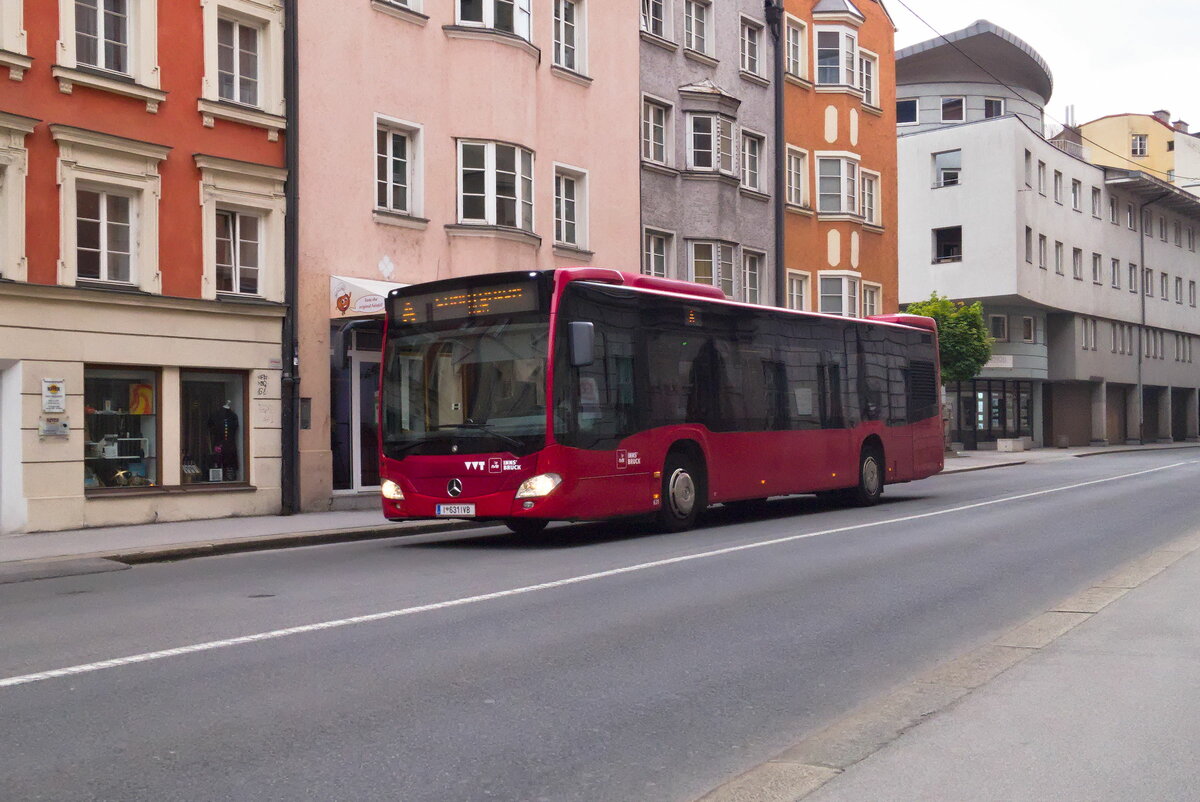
[1072,248,1083,280]
[1037,161,1046,194]
[860,171,879,225]
[933,226,962,263]
[742,250,763,304]
[1022,317,1035,343]
[1111,257,1121,288]
[458,0,532,40]
[217,16,260,106]
[687,114,734,174]
[554,169,581,247]
[862,283,880,317]
[933,149,960,187]
[786,146,807,207]
[1109,196,1117,224]
[1091,187,1102,217]
[683,0,710,54]
[1024,150,1032,187]
[785,16,806,78]
[740,17,762,76]
[1054,241,1063,275]
[1173,221,1182,246]
[458,140,534,231]
[785,271,809,311]
[643,229,670,277]
[1091,252,1102,284]
[640,0,665,38]
[1129,263,1138,294]
[1189,228,1196,251]
[1159,216,1167,241]
[817,157,858,214]
[76,187,133,284]
[1160,272,1169,300]
[1189,280,1196,307]
[1038,234,1047,269]
[940,96,964,122]
[1144,268,1153,297]
[1127,203,1136,229]
[741,132,763,191]
[1024,227,1033,263]
[76,0,129,74]
[989,314,1008,342]
[815,27,856,86]
[1131,134,1148,156]
[819,274,858,317]
[376,126,411,214]
[1176,276,1184,304]
[1070,179,1082,211]
[690,241,734,297]
[1053,170,1063,203]
[642,98,669,165]
[181,371,246,485]
[83,367,159,490]
[983,97,1005,118]
[896,98,917,125]
[553,0,583,72]
[215,209,260,295]
[859,51,877,106]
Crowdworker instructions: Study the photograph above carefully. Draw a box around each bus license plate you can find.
[436,504,476,517]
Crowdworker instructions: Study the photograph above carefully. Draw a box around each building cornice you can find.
[0,278,286,318]
[49,124,171,161]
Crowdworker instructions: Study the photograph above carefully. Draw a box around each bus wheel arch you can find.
[657,441,707,532]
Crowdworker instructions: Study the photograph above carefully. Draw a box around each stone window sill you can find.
[371,0,429,25]
[739,70,769,88]
[642,161,680,178]
[553,243,594,261]
[52,64,167,113]
[550,64,592,87]
[442,25,540,63]
[374,209,430,230]
[785,203,814,217]
[445,223,541,247]
[739,186,770,202]
[640,30,678,52]
[683,48,718,68]
[0,48,32,80]
[784,72,812,89]
[198,98,286,141]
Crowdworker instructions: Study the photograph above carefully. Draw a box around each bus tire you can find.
[848,443,885,507]
[657,451,705,532]
[504,518,549,538]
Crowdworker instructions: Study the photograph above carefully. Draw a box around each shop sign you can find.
[985,355,1014,369]
[39,415,70,437]
[354,294,386,314]
[42,378,66,413]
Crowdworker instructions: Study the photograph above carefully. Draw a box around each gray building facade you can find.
[639,0,777,304]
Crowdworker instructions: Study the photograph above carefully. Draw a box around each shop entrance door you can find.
[349,348,381,493]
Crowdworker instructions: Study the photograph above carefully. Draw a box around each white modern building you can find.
[897,21,1200,448]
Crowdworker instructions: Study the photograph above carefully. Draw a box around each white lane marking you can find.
[2,460,1194,690]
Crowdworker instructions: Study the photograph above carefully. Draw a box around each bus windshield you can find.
[382,314,550,459]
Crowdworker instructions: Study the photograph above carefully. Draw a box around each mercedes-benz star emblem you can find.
[447,478,463,498]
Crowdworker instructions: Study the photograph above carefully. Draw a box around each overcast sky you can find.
[890,0,1199,132]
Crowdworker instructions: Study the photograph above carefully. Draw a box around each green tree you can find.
[904,294,991,383]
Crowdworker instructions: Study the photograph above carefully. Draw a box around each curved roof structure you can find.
[896,20,1053,107]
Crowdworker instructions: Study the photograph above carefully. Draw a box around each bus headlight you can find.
[515,473,562,499]
[381,479,405,501]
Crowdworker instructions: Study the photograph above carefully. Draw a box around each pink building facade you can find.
[297,0,642,509]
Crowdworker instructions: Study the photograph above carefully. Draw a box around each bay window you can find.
[690,241,734,298]
[817,156,858,214]
[687,114,734,174]
[458,140,534,232]
[819,274,859,317]
[815,28,856,86]
[458,0,532,41]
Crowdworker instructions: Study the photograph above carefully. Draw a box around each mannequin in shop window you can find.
[207,400,240,481]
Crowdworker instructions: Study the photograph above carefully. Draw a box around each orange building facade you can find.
[781,0,897,317]
[0,0,289,533]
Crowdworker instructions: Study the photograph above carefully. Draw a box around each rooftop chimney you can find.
[1153,109,1171,123]
[1174,120,1190,134]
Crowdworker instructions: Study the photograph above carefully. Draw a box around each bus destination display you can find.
[395,284,539,324]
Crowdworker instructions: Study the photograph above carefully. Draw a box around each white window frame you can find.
[1176,276,1184,304]
[1091,187,1102,218]
[553,0,587,74]
[375,115,423,218]
[818,272,859,317]
[457,140,535,232]
[687,113,735,175]
[741,249,765,304]
[896,98,918,126]
[1091,252,1102,284]
[54,0,163,110]
[1072,248,1083,280]
[814,26,857,87]
[1190,280,1196,307]
[1054,241,1063,275]
[861,282,881,317]
[457,0,533,42]
[741,130,764,192]
[216,15,261,107]
[553,163,588,249]
[1111,258,1121,289]
[640,0,668,39]
[740,16,764,77]
[784,14,806,79]
[858,48,878,107]
[1053,170,1063,203]
[785,269,810,311]
[74,185,136,285]
[214,208,263,296]
[51,125,167,294]
[1037,161,1046,194]
[641,96,672,166]
[786,145,808,207]
[196,154,286,302]
[643,228,673,278]
[1131,134,1148,157]
[0,114,34,282]
[983,97,1005,118]
[0,0,28,77]
[816,154,859,216]
[1109,196,1117,223]
[940,96,965,123]
[1038,235,1047,269]
[1070,179,1082,211]
[860,169,880,226]
[683,0,711,55]
[1024,227,1033,263]
[689,240,735,298]
[201,1,286,136]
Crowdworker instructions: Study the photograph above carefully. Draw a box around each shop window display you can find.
[181,371,246,484]
[84,368,159,488]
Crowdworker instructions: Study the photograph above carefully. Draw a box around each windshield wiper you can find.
[384,436,444,456]
[432,423,526,452]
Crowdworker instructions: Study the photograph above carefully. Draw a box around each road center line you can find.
[2,460,1193,690]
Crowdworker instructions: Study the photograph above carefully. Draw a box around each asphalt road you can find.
[2,451,1198,802]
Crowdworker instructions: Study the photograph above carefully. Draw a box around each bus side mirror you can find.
[568,321,595,367]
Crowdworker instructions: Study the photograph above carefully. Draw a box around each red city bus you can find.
[379,268,943,535]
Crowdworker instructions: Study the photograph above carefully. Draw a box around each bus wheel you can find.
[849,444,884,506]
[657,452,704,532]
[504,519,549,538]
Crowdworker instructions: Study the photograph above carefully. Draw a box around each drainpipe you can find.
[280,0,300,515]
[1135,190,1170,444]
[764,0,785,307]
